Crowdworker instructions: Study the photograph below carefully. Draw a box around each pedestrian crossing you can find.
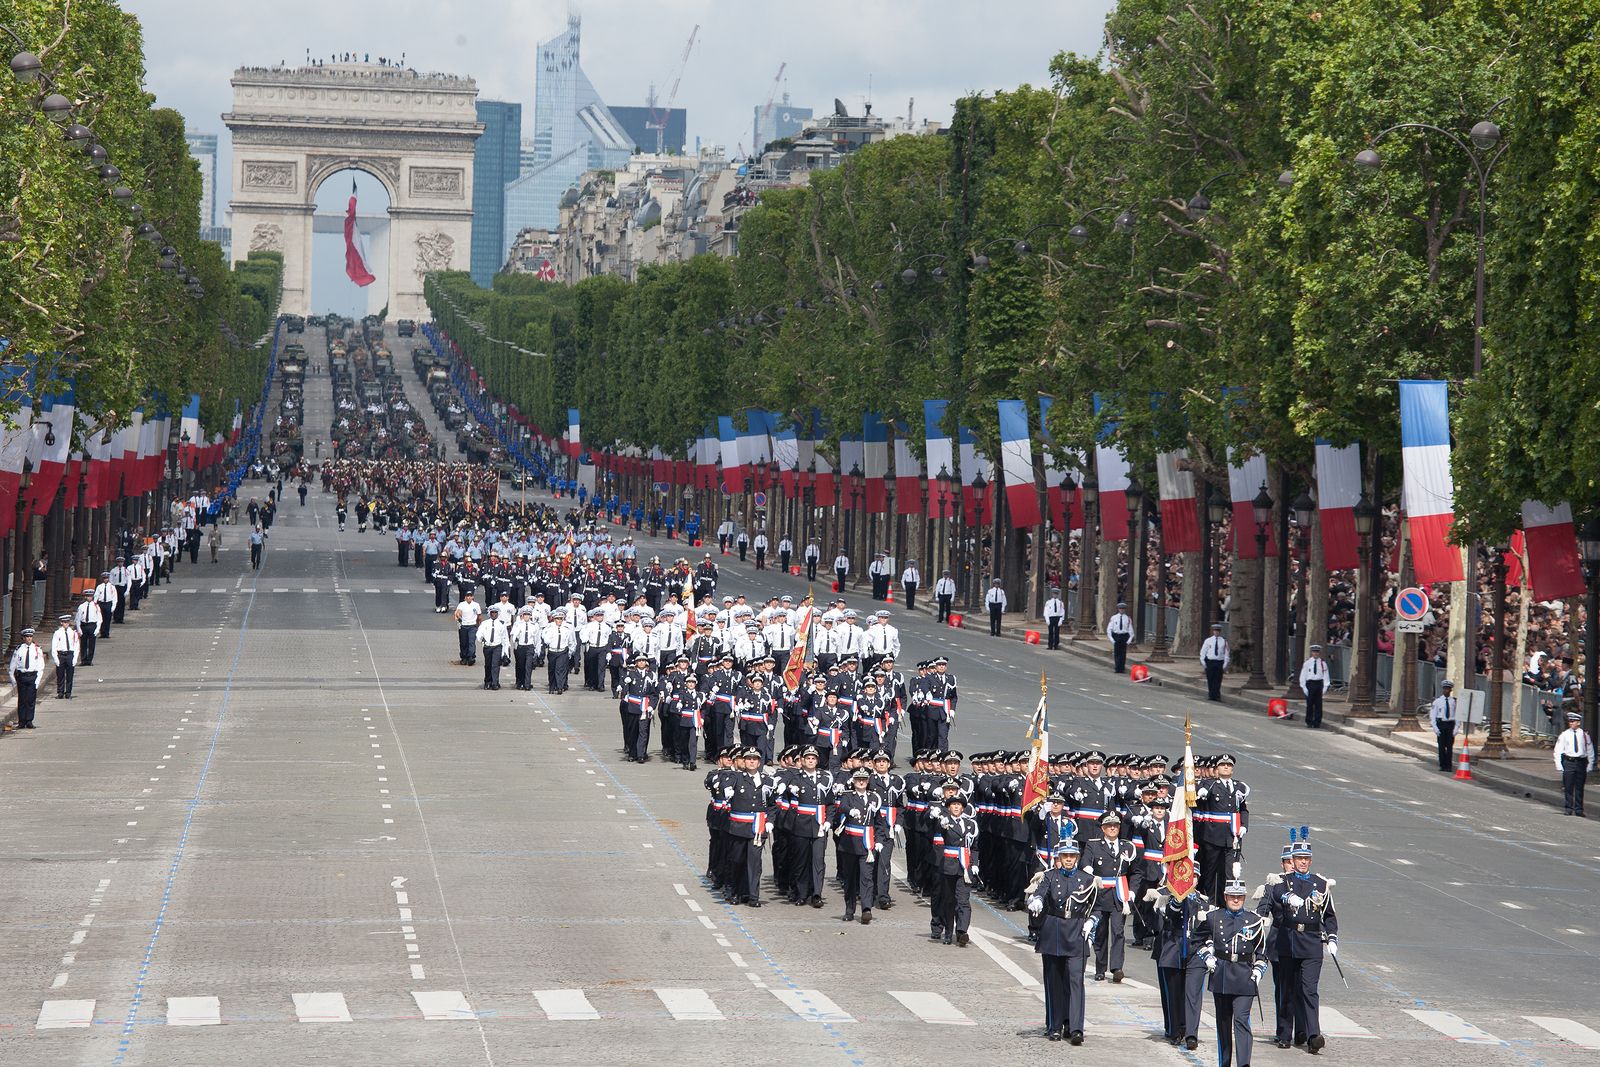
[25,987,1600,1049]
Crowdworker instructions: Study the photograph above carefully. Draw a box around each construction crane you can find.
[647,24,699,155]
[757,61,787,151]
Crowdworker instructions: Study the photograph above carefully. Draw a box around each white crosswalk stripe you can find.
[654,988,723,1021]
[36,999,94,1029]
[534,988,599,1020]
[1320,1007,1377,1038]
[167,996,221,1026]
[292,991,352,1023]
[411,990,474,1021]
[1405,1009,1504,1044]
[1525,1016,1600,1050]
[770,988,853,1022]
[889,990,972,1025]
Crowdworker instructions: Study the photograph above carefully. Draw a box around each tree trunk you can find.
[1174,551,1201,656]
[1306,511,1329,657]
[1231,550,1258,675]
[1098,534,1119,633]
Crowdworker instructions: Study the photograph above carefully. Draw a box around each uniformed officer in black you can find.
[1259,828,1337,1052]
[1151,879,1211,1049]
[1082,809,1138,981]
[1027,839,1098,1044]
[1200,876,1270,1067]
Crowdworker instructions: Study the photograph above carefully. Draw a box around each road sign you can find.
[1396,586,1430,622]
[653,481,669,494]
[1396,619,1426,634]
[754,492,768,507]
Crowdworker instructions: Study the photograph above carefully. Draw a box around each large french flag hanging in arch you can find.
[1399,380,1464,584]
[344,179,376,287]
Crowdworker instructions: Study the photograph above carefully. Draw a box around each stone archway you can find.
[223,61,483,319]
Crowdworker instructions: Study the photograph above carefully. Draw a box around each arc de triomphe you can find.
[224,62,482,320]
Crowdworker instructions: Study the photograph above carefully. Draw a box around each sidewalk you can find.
[783,565,1572,813]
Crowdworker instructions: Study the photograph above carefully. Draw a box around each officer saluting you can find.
[1028,839,1099,1044]
[1298,644,1331,728]
[1556,709,1595,816]
[1106,601,1134,673]
[1200,623,1230,701]
[1199,874,1271,1067]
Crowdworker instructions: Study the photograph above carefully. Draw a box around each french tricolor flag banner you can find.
[566,407,581,458]
[1314,440,1361,570]
[958,425,992,517]
[1226,447,1279,559]
[997,399,1042,527]
[180,393,202,469]
[862,412,889,513]
[1398,380,1464,583]
[27,380,75,514]
[717,415,742,492]
[0,368,31,538]
[839,434,863,494]
[741,409,771,467]
[774,420,800,493]
[1519,501,1585,600]
[893,425,922,516]
[696,424,718,489]
[1155,449,1201,553]
[924,400,954,518]
[1037,396,1075,530]
[1092,394,1131,542]
[810,410,835,507]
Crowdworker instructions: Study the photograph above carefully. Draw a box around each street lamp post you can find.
[1285,492,1315,700]
[1075,469,1099,637]
[1581,516,1600,745]
[846,463,863,586]
[970,470,989,607]
[936,464,954,580]
[1348,492,1381,716]
[1149,499,1171,662]
[1480,547,1509,758]
[1125,478,1143,643]
[9,460,32,651]
[1245,483,1273,689]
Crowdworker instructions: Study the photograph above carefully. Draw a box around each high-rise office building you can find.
[752,95,812,154]
[185,131,219,228]
[472,100,523,287]
[609,105,687,155]
[503,14,633,242]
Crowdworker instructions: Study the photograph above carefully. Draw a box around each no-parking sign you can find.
[1396,586,1430,622]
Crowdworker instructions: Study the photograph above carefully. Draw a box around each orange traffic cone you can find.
[886,589,894,604]
[1454,739,1473,780]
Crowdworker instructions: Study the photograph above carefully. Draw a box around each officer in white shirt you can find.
[935,569,958,623]
[901,559,922,610]
[1428,680,1459,772]
[476,612,512,690]
[864,610,901,671]
[1106,601,1134,673]
[542,609,579,693]
[1297,644,1332,728]
[509,607,543,691]
[50,615,81,699]
[8,628,44,728]
[753,529,769,570]
[833,552,851,591]
[717,518,736,554]
[985,578,1008,636]
[75,590,102,667]
[1200,623,1230,701]
[453,591,484,666]
[868,552,891,601]
[1042,585,1067,649]
[778,534,794,574]
[93,570,118,636]
[763,613,796,676]
[804,540,821,580]
[1555,709,1594,816]
[579,608,608,691]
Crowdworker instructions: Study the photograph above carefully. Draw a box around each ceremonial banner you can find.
[1398,380,1464,583]
[1226,447,1279,559]
[785,596,816,691]
[343,179,376,287]
[893,426,922,515]
[1020,677,1051,813]
[1314,440,1362,570]
[1162,721,1200,900]
[997,399,1043,528]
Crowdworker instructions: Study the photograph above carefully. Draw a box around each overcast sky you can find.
[124,0,1113,313]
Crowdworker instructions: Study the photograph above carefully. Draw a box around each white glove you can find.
[1085,918,1099,941]
[1027,897,1044,915]
[1237,825,1247,837]
[1251,963,1267,986]
[1143,888,1160,903]
[1205,957,1217,974]
[1122,901,1131,916]
[1328,940,1339,959]
[723,786,736,799]
[969,863,980,879]
[613,687,621,698]
[893,825,906,847]
[1286,893,1305,909]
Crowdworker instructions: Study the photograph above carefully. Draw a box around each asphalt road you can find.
[2,329,1597,1066]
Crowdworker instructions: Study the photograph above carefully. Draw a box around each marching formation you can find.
[335,458,1343,1058]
